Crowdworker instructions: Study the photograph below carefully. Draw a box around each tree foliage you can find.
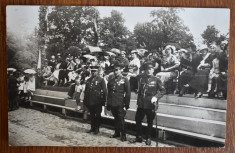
[7,30,38,70]
[45,6,99,58]
[201,25,228,46]
[99,10,137,52]
[134,8,196,53]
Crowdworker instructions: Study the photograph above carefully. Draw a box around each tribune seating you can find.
[31,88,226,144]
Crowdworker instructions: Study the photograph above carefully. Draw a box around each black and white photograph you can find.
[7,6,229,147]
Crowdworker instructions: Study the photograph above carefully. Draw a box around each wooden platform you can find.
[32,88,227,143]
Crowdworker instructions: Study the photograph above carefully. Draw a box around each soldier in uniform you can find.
[106,62,131,141]
[134,62,166,145]
[84,66,107,134]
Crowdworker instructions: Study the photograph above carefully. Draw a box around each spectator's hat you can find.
[221,40,228,44]
[57,53,61,56]
[164,45,176,54]
[131,50,138,54]
[90,66,99,71]
[51,55,55,59]
[121,51,126,55]
[198,44,208,52]
[110,48,121,55]
[143,62,154,70]
[178,49,188,53]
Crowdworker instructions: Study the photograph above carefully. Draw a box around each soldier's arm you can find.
[124,78,131,108]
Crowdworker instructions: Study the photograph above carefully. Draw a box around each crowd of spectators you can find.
[39,41,228,100]
[7,40,228,111]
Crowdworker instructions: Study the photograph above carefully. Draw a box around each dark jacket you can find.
[84,75,107,106]
[8,75,18,97]
[107,74,131,108]
[137,73,166,109]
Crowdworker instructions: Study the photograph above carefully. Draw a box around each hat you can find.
[110,48,121,55]
[178,49,188,53]
[221,40,228,44]
[164,45,176,54]
[121,51,126,54]
[57,53,61,56]
[131,50,138,54]
[143,62,154,70]
[51,55,55,59]
[90,66,99,71]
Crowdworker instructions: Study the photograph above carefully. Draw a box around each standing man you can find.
[84,66,107,134]
[8,70,18,111]
[134,62,166,145]
[106,63,131,141]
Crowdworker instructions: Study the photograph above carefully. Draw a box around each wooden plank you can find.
[32,94,65,106]
[30,100,225,144]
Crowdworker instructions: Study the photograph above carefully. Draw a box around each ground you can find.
[9,107,174,147]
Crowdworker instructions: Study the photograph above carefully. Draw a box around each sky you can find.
[7,6,230,46]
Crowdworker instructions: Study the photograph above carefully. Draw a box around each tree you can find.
[7,30,38,70]
[45,6,100,58]
[99,10,136,52]
[134,8,196,53]
[201,25,219,46]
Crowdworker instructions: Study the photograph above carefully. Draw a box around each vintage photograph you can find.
[7,6,229,147]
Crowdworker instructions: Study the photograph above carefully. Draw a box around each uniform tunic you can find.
[135,73,166,138]
[107,74,131,108]
[107,74,131,134]
[137,74,165,109]
[83,75,107,130]
[84,75,107,106]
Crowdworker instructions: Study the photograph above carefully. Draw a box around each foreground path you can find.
[9,108,174,147]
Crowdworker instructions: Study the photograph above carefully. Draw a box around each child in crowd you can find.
[23,76,31,100]
[74,75,84,110]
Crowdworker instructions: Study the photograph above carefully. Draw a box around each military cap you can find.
[143,62,154,70]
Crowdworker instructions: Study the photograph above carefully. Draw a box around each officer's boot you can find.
[130,136,142,143]
[145,138,151,145]
[121,133,127,141]
[110,130,120,138]
[93,127,99,135]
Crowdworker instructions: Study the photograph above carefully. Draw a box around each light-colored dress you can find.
[156,54,180,83]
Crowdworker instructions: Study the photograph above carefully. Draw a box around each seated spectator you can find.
[208,47,228,99]
[44,58,62,86]
[58,57,70,86]
[41,60,52,86]
[48,55,57,72]
[156,45,180,90]
[177,49,195,97]
[186,46,212,98]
